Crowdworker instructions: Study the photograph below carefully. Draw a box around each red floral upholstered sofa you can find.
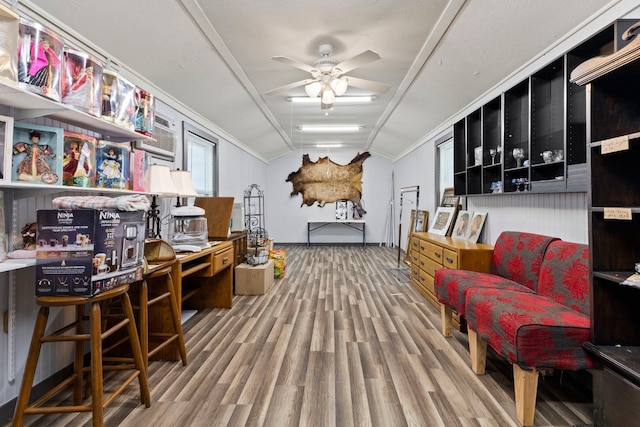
[434,231,558,337]
[434,232,591,426]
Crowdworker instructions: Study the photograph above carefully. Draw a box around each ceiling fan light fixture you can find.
[287,95,375,103]
[321,87,336,105]
[331,77,348,96]
[299,125,361,132]
[305,81,322,98]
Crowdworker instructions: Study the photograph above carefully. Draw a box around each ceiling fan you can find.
[264,43,391,109]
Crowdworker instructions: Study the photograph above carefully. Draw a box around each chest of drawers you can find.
[410,232,493,331]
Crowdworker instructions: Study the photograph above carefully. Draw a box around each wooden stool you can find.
[134,259,187,371]
[12,284,151,427]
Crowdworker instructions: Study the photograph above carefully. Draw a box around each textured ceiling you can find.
[16,0,634,161]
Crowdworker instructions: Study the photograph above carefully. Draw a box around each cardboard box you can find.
[36,209,145,296]
[235,259,274,295]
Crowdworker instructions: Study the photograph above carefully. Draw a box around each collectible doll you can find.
[25,37,60,90]
[13,130,57,182]
[97,147,123,187]
[62,66,96,112]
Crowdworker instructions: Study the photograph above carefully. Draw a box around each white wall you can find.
[266,150,392,245]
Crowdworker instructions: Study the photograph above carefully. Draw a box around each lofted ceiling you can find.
[16,0,627,161]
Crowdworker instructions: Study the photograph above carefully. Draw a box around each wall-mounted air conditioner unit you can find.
[134,114,176,158]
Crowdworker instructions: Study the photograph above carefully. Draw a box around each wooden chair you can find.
[12,284,150,427]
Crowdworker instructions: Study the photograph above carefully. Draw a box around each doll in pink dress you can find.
[27,37,60,90]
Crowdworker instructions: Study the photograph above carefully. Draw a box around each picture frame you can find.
[336,200,348,220]
[0,115,14,183]
[428,206,457,236]
[440,187,460,207]
[466,211,488,243]
[404,209,428,257]
[12,122,63,185]
[451,210,472,240]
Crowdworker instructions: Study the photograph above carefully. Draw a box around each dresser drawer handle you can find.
[434,252,441,258]
[446,257,454,263]
[223,256,230,264]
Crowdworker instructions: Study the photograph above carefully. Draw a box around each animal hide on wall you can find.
[286,152,370,210]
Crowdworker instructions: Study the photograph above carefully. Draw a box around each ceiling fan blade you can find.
[271,56,317,73]
[344,76,391,94]
[334,50,381,74]
[264,78,317,96]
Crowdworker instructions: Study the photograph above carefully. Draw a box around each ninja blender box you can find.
[36,209,145,296]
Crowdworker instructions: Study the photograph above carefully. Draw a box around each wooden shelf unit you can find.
[453,24,615,197]
[575,20,640,426]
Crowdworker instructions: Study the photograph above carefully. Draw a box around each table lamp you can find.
[146,164,178,238]
[167,169,207,251]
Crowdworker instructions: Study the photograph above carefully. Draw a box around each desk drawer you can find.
[211,247,234,275]
[191,246,233,277]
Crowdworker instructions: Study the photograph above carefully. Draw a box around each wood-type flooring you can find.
[4,245,593,426]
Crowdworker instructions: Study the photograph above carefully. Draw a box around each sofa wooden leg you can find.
[513,364,538,426]
[440,303,452,337]
[468,328,486,374]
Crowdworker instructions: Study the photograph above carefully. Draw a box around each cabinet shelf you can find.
[0,259,36,274]
[593,270,636,284]
[0,182,151,200]
[584,343,640,384]
[0,79,153,142]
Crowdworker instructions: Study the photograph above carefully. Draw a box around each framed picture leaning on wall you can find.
[466,212,487,243]
[404,209,429,264]
[428,206,457,236]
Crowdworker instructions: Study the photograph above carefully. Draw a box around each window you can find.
[437,137,454,201]
[183,122,217,196]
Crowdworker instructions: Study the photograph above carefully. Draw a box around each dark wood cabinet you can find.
[572,19,640,427]
[452,24,616,197]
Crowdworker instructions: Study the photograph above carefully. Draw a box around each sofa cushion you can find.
[491,231,559,291]
[537,240,590,316]
[465,288,592,371]
[434,269,534,315]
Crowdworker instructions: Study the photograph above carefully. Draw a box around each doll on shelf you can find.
[97,147,123,188]
[13,130,57,183]
[62,66,96,112]
[62,140,80,179]
[7,222,37,259]
[26,37,60,91]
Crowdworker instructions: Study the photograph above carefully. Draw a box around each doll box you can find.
[12,122,63,185]
[35,209,145,296]
[61,48,104,117]
[0,115,13,183]
[62,131,97,187]
[95,140,130,190]
[0,4,19,84]
[17,18,64,102]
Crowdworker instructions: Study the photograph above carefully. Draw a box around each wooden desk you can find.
[156,241,234,360]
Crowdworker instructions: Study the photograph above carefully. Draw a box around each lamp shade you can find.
[170,169,198,197]
[147,164,178,196]
[330,77,348,96]
[321,87,336,105]
[305,81,322,98]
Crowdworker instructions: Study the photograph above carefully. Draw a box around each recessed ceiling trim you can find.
[364,0,466,151]
[179,0,296,151]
